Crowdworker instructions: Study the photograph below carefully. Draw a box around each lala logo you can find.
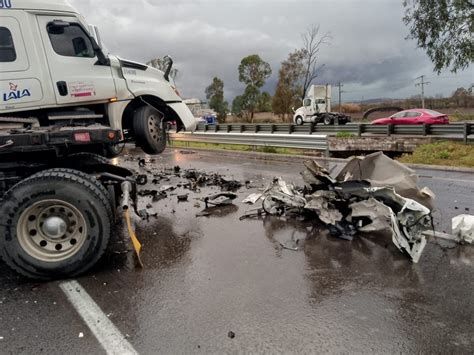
[3,82,31,101]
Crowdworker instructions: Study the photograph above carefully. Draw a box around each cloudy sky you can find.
[70,0,472,102]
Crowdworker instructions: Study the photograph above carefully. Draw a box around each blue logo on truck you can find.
[3,82,31,101]
[0,0,12,9]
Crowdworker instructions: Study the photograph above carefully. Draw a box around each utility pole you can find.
[335,82,344,112]
[415,75,430,108]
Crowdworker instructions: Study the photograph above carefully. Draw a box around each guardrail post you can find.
[422,123,429,136]
[240,125,244,133]
[214,124,218,132]
[387,124,393,136]
[309,122,314,135]
[288,124,294,134]
[357,124,363,137]
[463,122,469,144]
[204,125,208,132]
[271,124,275,133]
[227,125,231,133]
[255,124,259,133]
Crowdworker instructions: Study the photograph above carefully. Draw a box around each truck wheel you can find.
[323,115,333,125]
[133,106,167,155]
[44,167,114,219]
[0,169,112,280]
[68,152,110,165]
[104,143,124,158]
[295,116,304,125]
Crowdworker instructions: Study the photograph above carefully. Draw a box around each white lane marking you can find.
[60,280,138,355]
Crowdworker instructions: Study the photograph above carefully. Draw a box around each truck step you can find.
[48,111,103,120]
[0,117,40,125]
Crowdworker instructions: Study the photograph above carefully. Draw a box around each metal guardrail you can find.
[169,132,329,151]
[193,122,474,144]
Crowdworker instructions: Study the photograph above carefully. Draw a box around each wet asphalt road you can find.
[1,148,473,354]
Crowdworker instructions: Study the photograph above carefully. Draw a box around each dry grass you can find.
[340,103,361,114]
[398,141,474,168]
[449,113,474,122]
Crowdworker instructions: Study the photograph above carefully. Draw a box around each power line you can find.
[415,75,431,108]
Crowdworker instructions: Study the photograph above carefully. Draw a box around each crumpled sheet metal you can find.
[251,154,435,262]
[305,191,343,225]
[452,214,474,244]
[262,178,306,215]
[335,151,435,210]
[350,198,392,232]
[350,188,431,262]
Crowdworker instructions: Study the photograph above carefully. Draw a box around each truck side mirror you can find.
[163,55,174,81]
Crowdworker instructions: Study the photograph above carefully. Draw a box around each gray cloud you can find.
[70,0,472,102]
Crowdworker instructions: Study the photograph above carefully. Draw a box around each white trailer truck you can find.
[0,0,197,279]
[293,85,351,126]
[0,0,196,156]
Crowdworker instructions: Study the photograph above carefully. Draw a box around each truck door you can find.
[36,15,116,105]
[303,98,314,117]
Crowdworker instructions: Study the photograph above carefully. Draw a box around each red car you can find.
[371,109,449,125]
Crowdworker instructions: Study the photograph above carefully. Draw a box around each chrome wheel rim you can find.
[17,199,87,262]
[147,114,164,144]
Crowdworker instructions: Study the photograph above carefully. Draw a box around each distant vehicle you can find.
[293,85,351,126]
[371,109,449,125]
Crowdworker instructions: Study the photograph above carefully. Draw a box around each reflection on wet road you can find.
[1,148,473,354]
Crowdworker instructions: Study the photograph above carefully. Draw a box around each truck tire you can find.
[323,115,333,125]
[68,152,110,165]
[45,167,115,219]
[133,105,167,155]
[0,169,112,280]
[295,116,304,125]
[104,143,124,158]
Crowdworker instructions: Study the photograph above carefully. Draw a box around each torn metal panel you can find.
[242,193,263,204]
[302,160,336,186]
[452,214,474,244]
[261,178,306,215]
[305,191,343,225]
[202,192,238,208]
[334,151,435,210]
[350,198,392,232]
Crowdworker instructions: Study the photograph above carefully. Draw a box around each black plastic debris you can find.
[177,194,188,202]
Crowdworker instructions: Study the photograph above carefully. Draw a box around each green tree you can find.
[237,54,272,120]
[403,0,473,73]
[272,49,306,120]
[146,57,178,80]
[232,95,246,119]
[205,77,229,122]
[258,92,273,112]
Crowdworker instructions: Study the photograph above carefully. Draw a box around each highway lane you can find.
[1,148,473,354]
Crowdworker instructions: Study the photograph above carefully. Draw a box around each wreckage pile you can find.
[242,152,437,263]
[133,152,472,263]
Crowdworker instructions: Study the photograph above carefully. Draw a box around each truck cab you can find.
[0,0,196,155]
[293,84,350,126]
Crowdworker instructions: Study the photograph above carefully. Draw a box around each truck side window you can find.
[303,99,311,107]
[47,23,95,58]
[0,27,16,62]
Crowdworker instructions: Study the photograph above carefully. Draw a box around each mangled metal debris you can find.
[242,152,436,262]
[452,214,474,244]
[202,192,238,208]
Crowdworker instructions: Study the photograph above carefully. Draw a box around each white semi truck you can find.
[0,0,197,279]
[293,85,351,126]
[0,0,196,156]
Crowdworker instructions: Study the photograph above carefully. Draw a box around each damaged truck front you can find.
[1,0,196,157]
